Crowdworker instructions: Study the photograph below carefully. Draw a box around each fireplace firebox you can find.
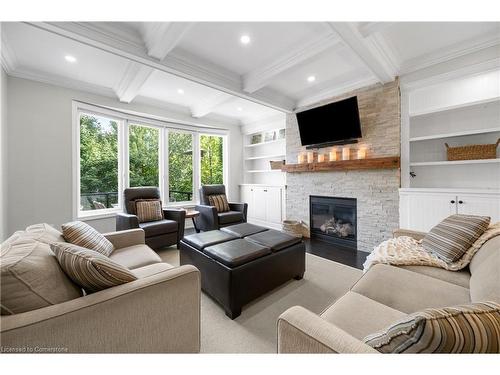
[309,195,357,251]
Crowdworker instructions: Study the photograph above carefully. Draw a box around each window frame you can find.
[73,101,228,219]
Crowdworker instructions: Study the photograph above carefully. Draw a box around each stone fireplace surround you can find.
[285,80,401,253]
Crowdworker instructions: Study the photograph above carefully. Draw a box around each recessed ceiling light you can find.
[240,35,251,45]
[177,89,185,95]
[237,107,243,111]
[65,55,77,63]
[307,75,316,83]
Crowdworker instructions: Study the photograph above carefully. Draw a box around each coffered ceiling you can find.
[2,21,499,126]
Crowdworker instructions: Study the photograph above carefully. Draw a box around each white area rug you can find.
[157,248,362,353]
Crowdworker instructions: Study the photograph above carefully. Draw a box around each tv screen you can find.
[296,96,362,147]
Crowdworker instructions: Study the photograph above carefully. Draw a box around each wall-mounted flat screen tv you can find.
[296,96,362,148]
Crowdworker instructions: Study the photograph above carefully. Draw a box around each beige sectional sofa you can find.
[277,228,500,353]
[1,224,201,353]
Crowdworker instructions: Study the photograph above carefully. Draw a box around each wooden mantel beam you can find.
[281,156,400,173]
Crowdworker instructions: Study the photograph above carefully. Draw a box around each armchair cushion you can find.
[51,242,137,293]
[109,244,162,270]
[218,211,245,225]
[62,221,114,256]
[139,219,178,237]
[135,199,163,223]
[208,194,230,213]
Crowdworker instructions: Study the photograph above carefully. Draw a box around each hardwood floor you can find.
[303,237,367,270]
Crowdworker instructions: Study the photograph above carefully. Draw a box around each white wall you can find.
[0,68,7,240]
[5,76,242,236]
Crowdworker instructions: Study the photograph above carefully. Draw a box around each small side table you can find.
[185,210,201,233]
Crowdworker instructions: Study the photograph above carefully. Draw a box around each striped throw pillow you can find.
[208,194,230,213]
[364,302,500,353]
[50,242,137,293]
[422,214,490,263]
[135,199,163,223]
[61,221,114,256]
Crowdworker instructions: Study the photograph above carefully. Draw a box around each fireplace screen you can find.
[310,196,357,249]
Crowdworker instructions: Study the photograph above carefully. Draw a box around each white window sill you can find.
[77,209,120,221]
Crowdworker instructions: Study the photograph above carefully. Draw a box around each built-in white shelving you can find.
[244,154,285,161]
[246,169,283,173]
[243,138,285,148]
[409,96,500,118]
[410,158,500,167]
[409,127,500,142]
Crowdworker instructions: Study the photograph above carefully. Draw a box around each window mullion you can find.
[193,132,200,204]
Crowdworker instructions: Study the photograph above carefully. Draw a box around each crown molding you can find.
[358,22,396,38]
[400,31,500,75]
[190,91,234,118]
[240,113,286,135]
[114,62,153,103]
[243,32,341,93]
[1,34,18,73]
[140,22,194,60]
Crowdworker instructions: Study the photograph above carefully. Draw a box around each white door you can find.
[265,187,282,224]
[457,194,500,222]
[253,187,267,222]
[402,192,457,232]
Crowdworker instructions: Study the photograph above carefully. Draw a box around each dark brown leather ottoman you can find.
[180,228,305,319]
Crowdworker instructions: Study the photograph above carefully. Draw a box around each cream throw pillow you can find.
[61,221,114,256]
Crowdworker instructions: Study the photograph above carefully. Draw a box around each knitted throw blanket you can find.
[363,222,500,273]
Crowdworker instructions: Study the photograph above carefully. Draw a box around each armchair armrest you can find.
[103,228,145,249]
[0,265,201,353]
[163,208,186,246]
[116,212,140,231]
[277,306,377,353]
[194,204,219,231]
[393,228,427,241]
[229,202,248,221]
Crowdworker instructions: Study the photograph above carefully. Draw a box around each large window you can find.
[129,124,160,188]
[200,134,224,185]
[79,113,120,212]
[75,103,227,218]
[168,131,193,202]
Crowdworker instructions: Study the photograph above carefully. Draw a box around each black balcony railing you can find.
[81,189,193,210]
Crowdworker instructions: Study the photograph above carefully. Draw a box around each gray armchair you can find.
[116,187,186,249]
[194,185,247,232]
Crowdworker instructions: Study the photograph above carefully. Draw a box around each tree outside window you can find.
[129,124,159,188]
[200,134,224,185]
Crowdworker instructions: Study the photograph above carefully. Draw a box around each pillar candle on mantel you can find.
[342,147,350,161]
[307,151,314,164]
[329,148,337,161]
[357,147,367,159]
[298,152,306,164]
[318,153,325,163]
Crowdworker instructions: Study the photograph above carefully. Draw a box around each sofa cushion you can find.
[321,292,406,340]
[352,264,471,313]
[1,238,82,315]
[109,244,162,270]
[139,219,178,237]
[208,194,230,213]
[62,221,114,256]
[397,265,471,288]
[51,242,137,293]
[25,223,66,244]
[204,239,271,267]
[182,230,237,250]
[363,301,500,353]
[221,223,268,238]
[469,236,500,303]
[422,214,490,263]
[218,211,244,225]
[131,262,174,278]
[246,229,301,251]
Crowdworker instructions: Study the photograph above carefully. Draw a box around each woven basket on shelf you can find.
[269,160,285,170]
[445,138,500,161]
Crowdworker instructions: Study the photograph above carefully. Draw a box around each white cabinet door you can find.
[401,192,456,232]
[265,187,282,224]
[240,186,254,219]
[252,187,267,222]
[457,194,500,222]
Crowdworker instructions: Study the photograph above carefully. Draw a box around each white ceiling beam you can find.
[27,22,295,112]
[358,22,395,38]
[114,62,154,103]
[243,33,341,93]
[191,92,234,118]
[139,22,194,60]
[112,22,193,103]
[327,22,396,83]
